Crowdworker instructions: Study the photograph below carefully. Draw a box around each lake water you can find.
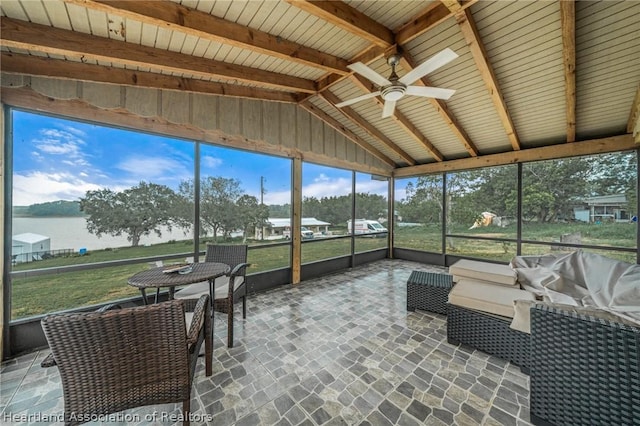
[12,217,191,251]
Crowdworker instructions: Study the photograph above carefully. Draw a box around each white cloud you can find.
[116,156,191,183]
[263,190,291,205]
[202,155,223,169]
[33,128,88,164]
[12,172,102,206]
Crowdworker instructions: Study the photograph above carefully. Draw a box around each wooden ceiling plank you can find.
[561,0,576,143]
[455,8,521,151]
[0,17,317,93]
[300,100,396,168]
[394,134,637,177]
[65,0,351,75]
[284,0,393,47]
[321,91,416,166]
[1,52,301,103]
[350,74,445,162]
[399,53,479,157]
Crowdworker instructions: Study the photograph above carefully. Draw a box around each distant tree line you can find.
[13,200,83,217]
[80,178,389,247]
[268,193,388,228]
[396,152,637,225]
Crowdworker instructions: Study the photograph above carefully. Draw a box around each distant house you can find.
[12,233,51,263]
[573,194,631,223]
[257,218,331,239]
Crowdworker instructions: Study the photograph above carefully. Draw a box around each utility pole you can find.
[260,176,265,205]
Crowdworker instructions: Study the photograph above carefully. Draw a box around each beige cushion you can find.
[213,276,245,299]
[449,259,518,287]
[174,281,209,299]
[510,299,535,334]
[448,279,536,318]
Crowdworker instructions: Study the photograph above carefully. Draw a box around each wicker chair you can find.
[41,295,212,426]
[175,244,250,348]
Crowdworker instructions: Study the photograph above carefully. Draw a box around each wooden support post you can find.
[292,158,302,284]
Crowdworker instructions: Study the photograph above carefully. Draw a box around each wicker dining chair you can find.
[175,244,249,348]
[41,295,212,426]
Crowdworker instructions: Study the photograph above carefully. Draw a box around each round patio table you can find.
[128,262,230,304]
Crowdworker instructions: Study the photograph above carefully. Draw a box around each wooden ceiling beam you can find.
[284,0,394,47]
[561,0,576,142]
[66,0,350,76]
[395,134,637,177]
[1,52,302,103]
[299,100,396,168]
[350,74,445,162]
[0,17,317,94]
[321,91,416,166]
[399,53,479,157]
[455,8,521,151]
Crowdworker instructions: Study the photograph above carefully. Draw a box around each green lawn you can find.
[10,222,637,320]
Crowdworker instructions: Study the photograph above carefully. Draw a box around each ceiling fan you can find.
[335,48,459,118]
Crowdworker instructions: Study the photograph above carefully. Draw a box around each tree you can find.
[191,177,244,241]
[236,195,270,242]
[80,182,180,247]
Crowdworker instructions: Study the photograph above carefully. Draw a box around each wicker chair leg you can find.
[242,295,246,319]
[205,310,212,376]
[183,399,190,426]
[227,299,234,348]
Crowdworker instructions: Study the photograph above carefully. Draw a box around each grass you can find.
[10,222,637,320]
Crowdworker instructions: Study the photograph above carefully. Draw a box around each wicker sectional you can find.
[529,304,640,426]
[446,304,530,371]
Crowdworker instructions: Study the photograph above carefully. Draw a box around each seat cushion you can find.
[448,279,536,318]
[174,281,209,299]
[213,276,245,299]
[449,259,518,287]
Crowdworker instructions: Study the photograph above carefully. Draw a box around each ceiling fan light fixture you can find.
[381,85,405,101]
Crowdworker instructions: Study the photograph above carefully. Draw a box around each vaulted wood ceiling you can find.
[1,0,639,175]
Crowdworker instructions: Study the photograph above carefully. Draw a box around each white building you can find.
[257,218,331,239]
[12,233,51,263]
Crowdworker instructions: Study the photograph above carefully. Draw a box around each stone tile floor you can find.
[1,259,532,425]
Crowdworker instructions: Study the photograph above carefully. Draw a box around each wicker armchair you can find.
[41,295,212,426]
[529,303,640,426]
[175,244,249,348]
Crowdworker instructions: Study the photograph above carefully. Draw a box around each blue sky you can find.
[12,110,390,206]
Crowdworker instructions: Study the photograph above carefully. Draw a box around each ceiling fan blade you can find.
[406,86,456,100]
[335,91,381,108]
[348,62,392,87]
[398,48,459,86]
[382,100,396,118]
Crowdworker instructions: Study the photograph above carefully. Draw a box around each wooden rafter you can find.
[66,0,350,76]
[0,17,317,94]
[399,53,479,157]
[350,74,445,162]
[561,0,576,143]
[300,101,396,168]
[321,91,416,166]
[395,0,477,45]
[455,8,521,151]
[284,0,393,47]
[1,53,301,103]
[395,135,637,177]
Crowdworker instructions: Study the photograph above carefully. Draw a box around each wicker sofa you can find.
[529,303,640,426]
[445,254,640,426]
